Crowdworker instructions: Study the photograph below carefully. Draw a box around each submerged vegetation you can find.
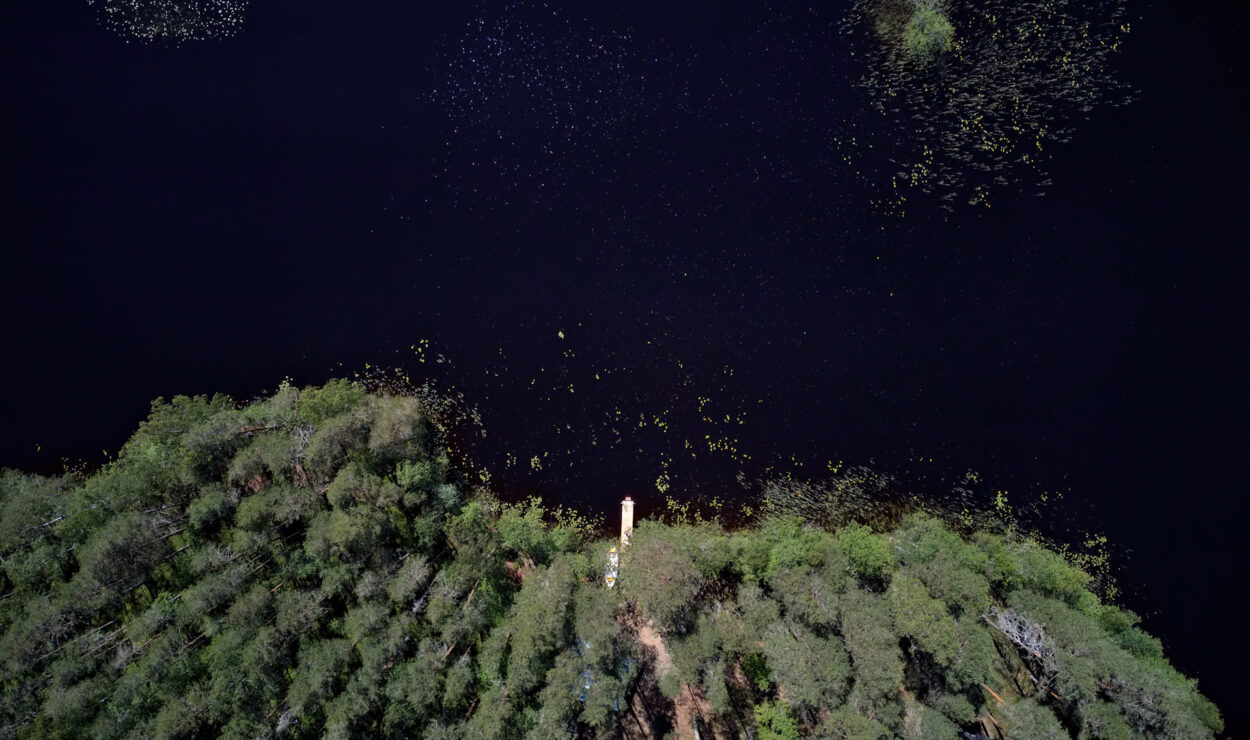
[841,0,1134,208]
[0,382,1221,738]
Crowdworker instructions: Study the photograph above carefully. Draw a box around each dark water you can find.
[1,0,1245,729]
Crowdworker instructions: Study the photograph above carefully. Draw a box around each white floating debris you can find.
[87,0,248,45]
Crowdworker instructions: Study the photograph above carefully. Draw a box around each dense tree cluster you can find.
[0,382,1223,738]
[618,515,1222,739]
[0,381,625,738]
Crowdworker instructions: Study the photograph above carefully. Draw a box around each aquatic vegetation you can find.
[876,0,956,64]
[841,0,1134,207]
[86,0,247,45]
[902,5,955,63]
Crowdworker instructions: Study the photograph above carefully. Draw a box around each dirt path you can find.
[632,619,715,740]
[635,620,673,676]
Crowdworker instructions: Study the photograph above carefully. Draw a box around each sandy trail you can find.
[632,619,715,740]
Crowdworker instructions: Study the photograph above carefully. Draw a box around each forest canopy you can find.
[0,381,1222,738]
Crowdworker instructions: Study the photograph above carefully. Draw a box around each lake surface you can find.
[1,0,1245,729]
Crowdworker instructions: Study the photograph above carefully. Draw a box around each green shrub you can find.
[501,558,577,699]
[762,621,852,713]
[902,4,954,63]
[186,484,233,536]
[839,587,904,723]
[1080,700,1133,740]
[227,433,292,486]
[974,531,1020,588]
[297,379,367,426]
[837,522,897,582]
[1013,540,1092,605]
[736,532,773,581]
[895,514,986,571]
[2,539,70,594]
[946,615,999,689]
[657,670,682,699]
[1190,692,1225,735]
[768,561,842,628]
[1095,604,1141,635]
[928,691,976,723]
[366,396,426,457]
[754,699,800,740]
[0,471,64,555]
[327,462,402,511]
[742,652,771,691]
[814,705,891,740]
[394,456,442,492]
[1112,626,1165,664]
[498,499,550,562]
[904,695,961,739]
[302,408,370,480]
[619,520,703,633]
[998,699,1067,739]
[763,518,834,580]
[737,581,781,636]
[887,573,958,665]
[907,552,991,618]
